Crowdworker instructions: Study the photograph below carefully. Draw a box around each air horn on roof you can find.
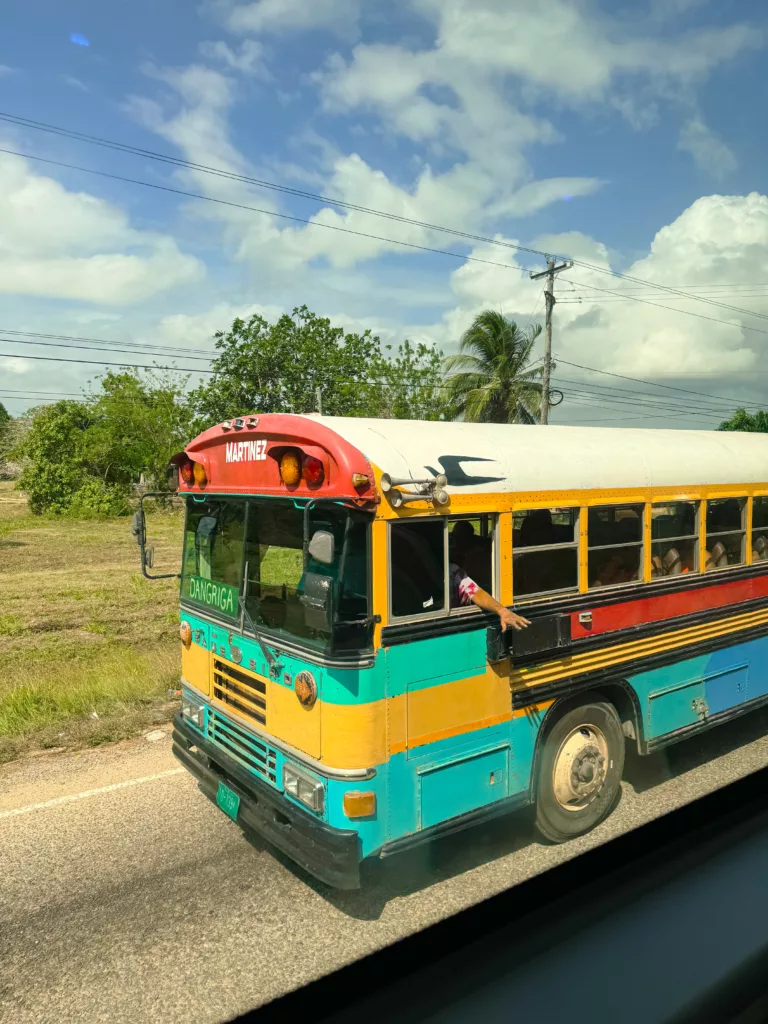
[380,472,449,508]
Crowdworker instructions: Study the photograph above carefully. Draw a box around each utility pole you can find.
[315,387,323,415]
[530,257,573,424]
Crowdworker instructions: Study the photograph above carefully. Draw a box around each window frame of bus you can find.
[705,496,747,571]
[650,500,700,581]
[388,513,498,623]
[752,495,768,563]
[242,498,374,652]
[587,502,645,591]
[181,494,247,623]
[511,506,580,602]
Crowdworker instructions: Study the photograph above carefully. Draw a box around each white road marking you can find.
[0,768,185,820]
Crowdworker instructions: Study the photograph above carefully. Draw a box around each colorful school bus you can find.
[151,415,768,888]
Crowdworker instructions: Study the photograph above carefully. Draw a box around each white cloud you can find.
[0,65,14,77]
[0,151,204,304]
[678,116,737,178]
[227,0,361,36]
[151,301,284,349]
[198,39,268,77]
[428,194,768,386]
[63,74,88,92]
[1,356,32,375]
[128,58,599,277]
[320,0,759,140]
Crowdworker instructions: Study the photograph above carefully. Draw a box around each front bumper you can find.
[172,713,361,889]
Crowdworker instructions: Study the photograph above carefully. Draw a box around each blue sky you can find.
[2,0,768,427]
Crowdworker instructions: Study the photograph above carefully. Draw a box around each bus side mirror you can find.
[131,510,145,548]
[300,573,335,632]
[308,530,335,565]
[145,547,155,569]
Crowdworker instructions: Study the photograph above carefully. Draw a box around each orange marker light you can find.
[303,455,324,488]
[193,462,207,486]
[280,450,302,487]
[180,621,192,648]
[180,460,194,484]
[343,791,376,819]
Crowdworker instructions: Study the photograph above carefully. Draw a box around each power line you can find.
[561,276,768,340]
[3,110,766,324]
[0,146,535,280]
[0,327,219,358]
[0,351,213,373]
[553,357,756,406]
[0,336,215,361]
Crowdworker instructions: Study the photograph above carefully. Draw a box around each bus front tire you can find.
[534,699,625,844]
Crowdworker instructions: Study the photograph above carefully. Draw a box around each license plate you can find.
[216,781,240,821]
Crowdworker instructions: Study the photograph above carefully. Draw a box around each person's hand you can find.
[499,608,531,632]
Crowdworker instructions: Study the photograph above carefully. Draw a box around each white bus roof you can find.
[305,416,768,495]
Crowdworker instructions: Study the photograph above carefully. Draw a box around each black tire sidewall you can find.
[535,699,624,842]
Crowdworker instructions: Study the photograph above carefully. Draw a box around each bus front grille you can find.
[208,709,278,785]
[212,658,267,726]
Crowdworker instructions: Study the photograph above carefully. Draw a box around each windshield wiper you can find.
[239,561,281,676]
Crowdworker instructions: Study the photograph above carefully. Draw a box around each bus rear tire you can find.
[534,699,624,844]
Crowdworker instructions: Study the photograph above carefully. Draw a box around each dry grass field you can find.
[0,481,185,762]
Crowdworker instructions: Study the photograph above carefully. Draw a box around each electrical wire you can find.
[2,110,766,323]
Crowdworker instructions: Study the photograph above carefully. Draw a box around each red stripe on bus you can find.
[570,573,768,640]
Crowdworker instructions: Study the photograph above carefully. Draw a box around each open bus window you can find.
[753,496,768,561]
[651,501,698,578]
[390,519,445,618]
[448,515,495,599]
[588,503,643,588]
[705,497,745,570]
[512,507,579,599]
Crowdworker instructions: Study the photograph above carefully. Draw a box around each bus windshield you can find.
[181,496,371,653]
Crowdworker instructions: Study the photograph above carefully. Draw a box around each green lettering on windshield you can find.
[183,575,239,616]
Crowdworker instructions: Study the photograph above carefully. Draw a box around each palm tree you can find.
[444,310,544,423]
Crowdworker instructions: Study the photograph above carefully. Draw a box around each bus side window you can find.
[512,508,579,599]
[390,519,445,618]
[448,514,495,599]
[705,497,746,569]
[588,504,643,589]
[753,496,768,561]
[651,501,698,578]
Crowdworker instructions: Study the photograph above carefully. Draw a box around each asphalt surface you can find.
[3,709,768,1024]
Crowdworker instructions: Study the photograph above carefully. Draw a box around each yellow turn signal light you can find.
[192,462,208,486]
[280,450,302,488]
[180,621,192,648]
[343,791,376,819]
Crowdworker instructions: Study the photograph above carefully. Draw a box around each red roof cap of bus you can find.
[171,413,378,502]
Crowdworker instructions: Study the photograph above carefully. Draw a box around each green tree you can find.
[0,402,9,430]
[191,305,451,428]
[16,370,192,516]
[718,409,768,432]
[443,310,544,424]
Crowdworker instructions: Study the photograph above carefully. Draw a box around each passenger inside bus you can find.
[449,519,493,593]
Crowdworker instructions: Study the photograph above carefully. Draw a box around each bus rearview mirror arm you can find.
[132,492,181,581]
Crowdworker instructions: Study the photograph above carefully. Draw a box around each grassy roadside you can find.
[0,481,185,763]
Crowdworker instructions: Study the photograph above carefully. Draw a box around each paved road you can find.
[3,710,768,1024]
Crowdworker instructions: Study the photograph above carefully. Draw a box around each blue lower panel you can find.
[419,747,508,829]
[629,634,768,740]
